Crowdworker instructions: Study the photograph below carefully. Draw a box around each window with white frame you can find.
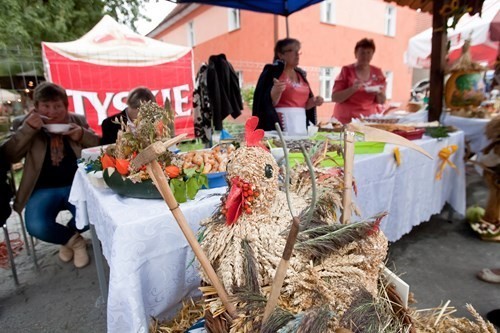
[384,5,396,37]
[384,71,393,99]
[228,8,240,31]
[320,0,336,24]
[187,21,195,47]
[319,67,335,101]
[236,71,243,88]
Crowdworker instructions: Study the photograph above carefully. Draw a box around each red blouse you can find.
[332,64,386,124]
[275,71,311,108]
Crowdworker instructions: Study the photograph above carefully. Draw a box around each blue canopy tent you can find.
[168,0,324,36]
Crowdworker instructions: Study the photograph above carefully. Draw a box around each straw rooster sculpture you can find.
[198,117,389,332]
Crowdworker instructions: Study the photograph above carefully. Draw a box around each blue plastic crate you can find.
[206,172,227,188]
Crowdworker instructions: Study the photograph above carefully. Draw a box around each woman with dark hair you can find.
[253,38,323,134]
[101,86,156,145]
[331,38,387,124]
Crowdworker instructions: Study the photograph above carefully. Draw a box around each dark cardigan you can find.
[0,144,12,223]
[100,109,128,145]
[252,60,317,131]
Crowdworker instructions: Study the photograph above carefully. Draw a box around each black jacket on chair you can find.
[252,60,317,131]
[206,54,243,130]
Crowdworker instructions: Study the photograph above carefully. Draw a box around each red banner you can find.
[42,44,194,137]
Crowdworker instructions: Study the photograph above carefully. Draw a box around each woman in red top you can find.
[331,38,386,124]
[253,38,323,135]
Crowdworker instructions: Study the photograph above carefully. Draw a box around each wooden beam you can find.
[409,0,423,11]
[422,1,434,13]
[428,0,447,122]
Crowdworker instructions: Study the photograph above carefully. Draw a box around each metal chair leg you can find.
[13,210,38,271]
[14,209,31,256]
[29,234,39,271]
[2,222,19,286]
[8,168,31,256]
[8,168,38,271]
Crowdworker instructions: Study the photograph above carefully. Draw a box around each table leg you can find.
[90,223,108,304]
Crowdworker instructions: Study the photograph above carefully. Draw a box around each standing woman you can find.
[331,38,386,124]
[253,38,323,135]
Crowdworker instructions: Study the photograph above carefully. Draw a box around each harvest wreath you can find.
[86,101,207,202]
[153,117,497,332]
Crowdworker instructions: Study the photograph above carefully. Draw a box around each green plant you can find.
[241,86,255,110]
[169,167,208,203]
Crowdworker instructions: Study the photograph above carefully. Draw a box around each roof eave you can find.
[147,3,200,38]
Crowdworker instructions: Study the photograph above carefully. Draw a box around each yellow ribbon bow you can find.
[436,144,458,180]
[393,147,401,166]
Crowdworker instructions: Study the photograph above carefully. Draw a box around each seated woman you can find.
[253,38,323,135]
[2,82,100,268]
[100,87,156,145]
[331,38,386,124]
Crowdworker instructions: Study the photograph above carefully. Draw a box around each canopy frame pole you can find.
[428,0,447,122]
[286,16,290,37]
[285,0,289,37]
[274,15,279,43]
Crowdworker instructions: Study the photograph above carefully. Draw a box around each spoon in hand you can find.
[38,115,52,121]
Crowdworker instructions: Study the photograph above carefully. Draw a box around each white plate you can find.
[365,85,382,93]
[392,110,410,116]
[43,123,72,134]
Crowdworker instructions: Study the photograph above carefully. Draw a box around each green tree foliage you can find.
[0,0,153,75]
[241,86,255,109]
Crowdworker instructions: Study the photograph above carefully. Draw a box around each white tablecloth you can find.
[442,114,491,154]
[69,131,466,332]
[352,131,466,241]
[69,171,226,333]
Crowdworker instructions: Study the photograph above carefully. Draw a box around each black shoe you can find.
[486,309,500,327]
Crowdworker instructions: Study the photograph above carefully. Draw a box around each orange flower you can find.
[115,158,130,176]
[165,165,181,178]
[101,154,116,169]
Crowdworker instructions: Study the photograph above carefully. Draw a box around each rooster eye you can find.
[264,164,273,178]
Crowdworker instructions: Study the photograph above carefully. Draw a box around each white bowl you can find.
[43,124,72,134]
[271,147,291,162]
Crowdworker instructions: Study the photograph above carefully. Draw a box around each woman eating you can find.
[331,38,386,124]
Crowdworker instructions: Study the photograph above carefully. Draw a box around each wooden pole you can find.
[341,130,355,224]
[146,160,238,319]
[274,15,279,43]
[261,216,300,323]
[428,0,447,122]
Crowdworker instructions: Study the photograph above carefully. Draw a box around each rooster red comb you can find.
[245,116,268,151]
